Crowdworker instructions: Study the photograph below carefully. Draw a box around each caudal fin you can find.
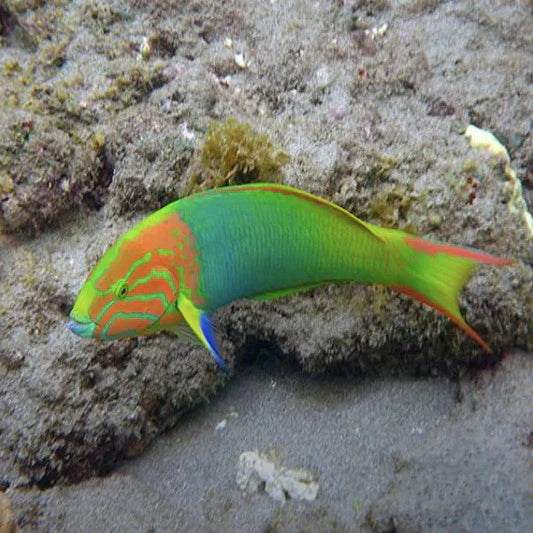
[392,235,513,353]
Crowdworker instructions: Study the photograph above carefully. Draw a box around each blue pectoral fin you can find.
[178,294,229,374]
[200,313,228,374]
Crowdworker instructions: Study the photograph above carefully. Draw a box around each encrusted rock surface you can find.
[0,0,531,529]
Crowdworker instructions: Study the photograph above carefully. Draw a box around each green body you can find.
[176,185,390,309]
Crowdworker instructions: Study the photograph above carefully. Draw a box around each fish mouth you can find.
[67,317,96,338]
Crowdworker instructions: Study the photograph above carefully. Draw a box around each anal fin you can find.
[248,281,330,301]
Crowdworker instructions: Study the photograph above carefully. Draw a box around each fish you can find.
[68,183,513,373]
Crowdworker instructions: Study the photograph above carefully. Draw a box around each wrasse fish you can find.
[68,184,512,372]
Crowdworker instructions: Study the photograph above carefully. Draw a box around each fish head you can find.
[68,228,181,340]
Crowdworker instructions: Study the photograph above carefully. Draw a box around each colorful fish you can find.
[68,184,512,372]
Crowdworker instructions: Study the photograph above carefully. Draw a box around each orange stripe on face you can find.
[126,261,158,285]
[103,316,155,338]
[156,308,183,328]
[88,292,113,323]
[94,250,133,292]
[95,213,202,302]
[404,236,513,265]
[97,298,165,332]
[94,241,155,293]
[128,275,174,300]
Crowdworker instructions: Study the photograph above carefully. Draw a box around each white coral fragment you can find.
[465,125,509,162]
[236,451,319,503]
[234,52,247,69]
[465,125,533,236]
[215,419,227,431]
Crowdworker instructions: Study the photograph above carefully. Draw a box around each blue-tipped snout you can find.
[67,318,96,338]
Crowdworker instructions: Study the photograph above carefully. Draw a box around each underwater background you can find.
[0,0,531,531]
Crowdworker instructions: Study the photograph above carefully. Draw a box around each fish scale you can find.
[179,189,384,310]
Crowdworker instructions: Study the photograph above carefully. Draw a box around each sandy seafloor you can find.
[0,0,532,531]
[9,352,533,531]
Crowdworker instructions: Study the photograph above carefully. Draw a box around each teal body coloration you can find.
[175,185,386,310]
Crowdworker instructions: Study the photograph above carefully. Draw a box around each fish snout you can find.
[67,316,96,338]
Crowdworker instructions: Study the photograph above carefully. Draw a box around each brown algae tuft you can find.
[367,185,417,229]
[184,118,290,195]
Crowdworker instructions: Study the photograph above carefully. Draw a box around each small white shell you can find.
[234,52,247,69]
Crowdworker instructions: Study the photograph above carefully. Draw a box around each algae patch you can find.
[367,185,418,231]
[184,118,290,195]
[0,116,110,234]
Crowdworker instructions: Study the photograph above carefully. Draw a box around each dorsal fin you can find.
[199,183,386,243]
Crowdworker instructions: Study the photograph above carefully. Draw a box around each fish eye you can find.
[114,280,129,300]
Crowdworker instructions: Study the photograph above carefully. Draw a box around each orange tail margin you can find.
[394,236,514,353]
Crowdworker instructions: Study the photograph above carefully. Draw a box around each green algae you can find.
[367,185,417,229]
[95,62,167,111]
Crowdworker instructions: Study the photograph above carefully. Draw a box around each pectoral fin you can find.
[177,294,228,373]
[165,321,203,345]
